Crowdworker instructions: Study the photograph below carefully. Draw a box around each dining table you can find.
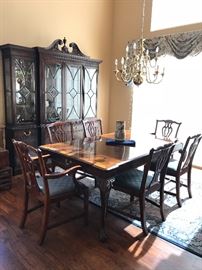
[40,131,182,241]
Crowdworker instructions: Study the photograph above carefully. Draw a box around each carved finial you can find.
[45,39,63,50]
[69,42,87,57]
[62,37,69,53]
[45,38,88,57]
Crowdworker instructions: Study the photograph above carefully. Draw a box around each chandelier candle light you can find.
[114,0,165,86]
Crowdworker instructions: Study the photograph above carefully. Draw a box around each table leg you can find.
[96,177,114,242]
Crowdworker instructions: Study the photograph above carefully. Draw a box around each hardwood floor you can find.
[0,175,201,270]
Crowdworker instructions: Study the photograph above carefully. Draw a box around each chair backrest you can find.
[13,139,41,194]
[83,118,102,138]
[177,134,202,173]
[141,143,175,194]
[46,121,72,143]
[154,119,182,140]
[71,119,85,140]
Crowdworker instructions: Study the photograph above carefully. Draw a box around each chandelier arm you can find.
[114,0,164,86]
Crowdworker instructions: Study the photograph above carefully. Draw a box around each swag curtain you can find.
[144,30,202,59]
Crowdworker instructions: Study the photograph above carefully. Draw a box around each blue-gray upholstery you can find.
[114,169,153,196]
[36,175,75,197]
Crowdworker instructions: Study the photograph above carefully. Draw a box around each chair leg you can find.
[39,201,50,245]
[20,191,29,229]
[139,196,148,235]
[176,176,182,207]
[160,183,165,221]
[187,169,192,198]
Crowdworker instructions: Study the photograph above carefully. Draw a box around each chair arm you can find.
[44,165,81,179]
[31,154,51,161]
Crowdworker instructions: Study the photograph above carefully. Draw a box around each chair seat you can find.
[36,175,75,196]
[166,160,179,175]
[114,169,153,195]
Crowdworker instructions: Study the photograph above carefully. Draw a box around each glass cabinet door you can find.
[65,65,81,120]
[44,64,62,122]
[83,67,98,119]
[14,58,36,123]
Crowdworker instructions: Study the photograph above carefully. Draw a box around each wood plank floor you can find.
[0,175,201,270]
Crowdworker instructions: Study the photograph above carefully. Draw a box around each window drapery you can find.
[144,30,202,59]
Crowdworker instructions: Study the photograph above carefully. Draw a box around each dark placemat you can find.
[106,139,136,146]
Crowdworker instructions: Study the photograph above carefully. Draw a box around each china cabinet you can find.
[36,38,101,142]
[0,44,38,172]
[0,38,101,172]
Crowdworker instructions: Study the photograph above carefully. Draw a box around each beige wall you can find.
[0,0,114,133]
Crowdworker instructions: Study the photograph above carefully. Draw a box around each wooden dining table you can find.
[40,131,181,241]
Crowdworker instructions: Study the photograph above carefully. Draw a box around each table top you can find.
[40,132,176,172]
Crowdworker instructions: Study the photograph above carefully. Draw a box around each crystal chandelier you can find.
[114,0,165,86]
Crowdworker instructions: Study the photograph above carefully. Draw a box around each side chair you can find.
[46,121,73,170]
[71,119,98,183]
[112,143,175,235]
[165,134,202,207]
[13,139,89,245]
[83,118,103,138]
[46,121,72,144]
[152,119,182,140]
[71,119,86,140]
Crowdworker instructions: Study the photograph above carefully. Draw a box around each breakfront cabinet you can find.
[0,38,102,172]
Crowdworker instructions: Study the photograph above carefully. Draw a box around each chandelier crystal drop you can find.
[114,0,165,86]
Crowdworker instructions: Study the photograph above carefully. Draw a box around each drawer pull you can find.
[23,130,32,136]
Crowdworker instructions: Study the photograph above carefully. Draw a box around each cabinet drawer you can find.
[14,128,38,146]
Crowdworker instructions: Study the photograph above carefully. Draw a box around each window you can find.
[151,0,202,31]
[132,53,202,167]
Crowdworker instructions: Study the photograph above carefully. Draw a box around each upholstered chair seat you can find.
[113,169,154,196]
[36,175,76,197]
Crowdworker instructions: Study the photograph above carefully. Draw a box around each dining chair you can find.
[112,143,175,235]
[46,120,93,182]
[46,121,73,171]
[164,134,202,207]
[71,119,85,140]
[71,119,98,183]
[46,121,72,143]
[83,118,103,138]
[152,119,182,140]
[13,139,89,245]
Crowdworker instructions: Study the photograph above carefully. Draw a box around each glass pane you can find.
[45,64,62,122]
[65,65,81,120]
[4,58,12,123]
[15,58,36,123]
[83,67,97,118]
